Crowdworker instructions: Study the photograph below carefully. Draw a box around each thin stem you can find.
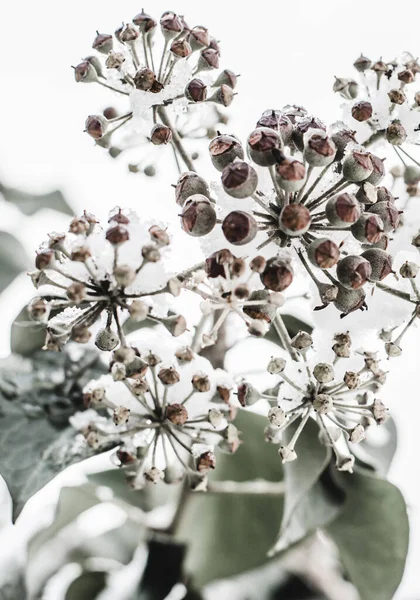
[97,80,130,96]
[273,313,300,362]
[301,164,331,204]
[157,106,195,171]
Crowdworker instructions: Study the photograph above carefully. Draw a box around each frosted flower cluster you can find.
[74,9,238,175]
[72,335,238,489]
[28,208,185,352]
[174,107,402,317]
[239,331,389,472]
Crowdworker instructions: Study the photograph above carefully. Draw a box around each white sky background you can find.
[1,0,420,597]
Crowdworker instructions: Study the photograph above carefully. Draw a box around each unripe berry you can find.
[92,32,113,54]
[192,372,211,393]
[279,204,311,236]
[160,11,183,40]
[243,290,276,323]
[260,256,294,292]
[165,403,188,425]
[129,300,149,321]
[188,25,210,51]
[342,150,373,182]
[95,328,119,351]
[256,110,293,145]
[208,85,235,107]
[333,77,358,100]
[368,201,401,232]
[336,255,372,289]
[134,67,155,90]
[275,158,306,192]
[247,127,281,167]
[398,68,415,84]
[354,54,372,72]
[291,331,313,350]
[365,154,385,186]
[399,261,419,278]
[267,357,286,374]
[404,165,420,185]
[351,100,373,122]
[221,161,258,199]
[74,60,98,83]
[388,89,406,104]
[85,115,108,139]
[385,121,407,146]
[205,249,234,278]
[351,213,384,243]
[214,69,238,89]
[114,264,136,287]
[303,131,336,167]
[325,193,361,227]
[35,249,54,270]
[237,382,261,406]
[268,407,286,427]
[170,39,192,59]
[313,363,334,384]
[209,134,244,171]
[197,48,219,71]
[106,225,129,245]
[197,451,216,473]
[334,285,366,315]
[132,9,156,32]
[175,171,210,205]
[292,116,326,151]
[222,211,258,245]
[313,393,333,414]
[180,195,217,237]
[185,78,207,102]
[356,182,377,205]
[361,248,393,281]
[28,297,50,322]
[307,238,340,269]
[376,187,396,204]
[150,124,172,145]
[158,366,181,386]
[249,256,266,273]
[330,126,357,162]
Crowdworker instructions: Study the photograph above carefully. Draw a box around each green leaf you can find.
[353,418,398,477]
[176,410,284,586]
[266,313,312,348]
[326,469,409,600]
[271,418,343,555]
[65,571,107,600]
[0,351,107,519]
[0,232,30,295]
[10,306,47,357]
[0,182,73,216]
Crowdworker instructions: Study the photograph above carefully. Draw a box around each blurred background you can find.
[0,1,419,597]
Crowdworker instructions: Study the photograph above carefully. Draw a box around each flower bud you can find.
[222,211,258,245]
[336,255,372,289]
[361,248,393,281]
[247,127,281,167]
[399,261,419,278]
[160,11,183,39]
[35,249,54,270]
[404,165,420,185]
[106,224,129,245]
[247,319,269,337]
[113,406,130,425]
[365,154,385,186]
[197,48,219,71]
[336,454,355,472]
[185,78,207,102]
[74,60,98,83]
[188,26,210,51]
[192,373,211,393]
[368,201,401,232]
[208,85,235,107]
[170,39,192,59]
[290,331,313,350]
[141,244,160,263]
[385,341,402,357]
[128,300,149,321]
[160,315,187,337]
[221,161,258,199]
[105,51,125,70]
[267,357,286,374]
[208,408,225,428]
[307,238,340,269]
[313,363,334,384]
[344,371,360,390]
[158,366,181,386]
[180,195,217,237]
[333,77,358,100]
[250,256,266,273]
[209,134,244,171]
[119,23,139,43]
[356,182,377,205]
[371,399,389,425]
[279,446,297,463]
[351,213,384,243]
[313,393,333,414]
[205,249,234,278]
[398,69,415,84]
[165,403,188,425]
[268,407,286,427]
[175,171,210,205]
[144,467,164,484]
[220,423,241,454]
[243,290,276,323]
[66,282,87,304]
[351,101,373,122]
[197,451,216,473]
[330,125,357,162]
[342,151,373,182]
[388,88,406,104]
[334,285,366,315]
[325,193,361,227]
[214,69,238,89]
[28,297,50,323]
[237,382,261,407]
[111,362,126,381]
[113,264,136,287]
[349,424,365,444]
[95,328,119,351]
[92,32,113,54]
[134,67,155,91]
[260,256,294,292]
[279,204,311,237]
[303,131,336,167]
[275,158,306,192]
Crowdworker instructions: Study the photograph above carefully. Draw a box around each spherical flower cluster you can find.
[174,107,401,316]
[74,9,238,175]
[182,249,287,348]
[334,52,420,147]
[71,335,239,489]
[239,331,389,472]
[28,208,186,352]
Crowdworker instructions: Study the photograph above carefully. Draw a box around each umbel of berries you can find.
[74,9,239,176]
[180,105,401,315]
[73,335,239,490]
[30,208,187,352]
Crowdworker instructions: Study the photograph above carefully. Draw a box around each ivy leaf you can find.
[271,418,344,555]
[0,232,30,295]
[137,538,186,600]
[176,410,284,586]
[266,314,312,348]
[353,418,398,477]
[0,351,107,519]
[0,182,73,216]
[326,469,409,600]
[65,571,107,600]
[10,306,48,357]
